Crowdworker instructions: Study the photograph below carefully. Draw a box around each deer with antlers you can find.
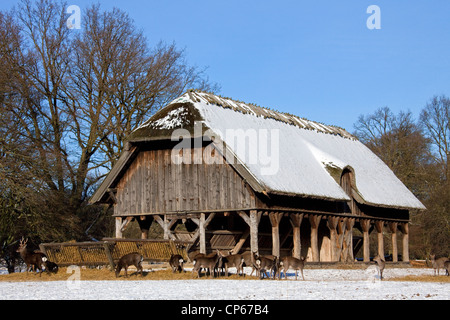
[16,237,46,276]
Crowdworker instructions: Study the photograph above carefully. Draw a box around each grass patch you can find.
[387,275,450,283]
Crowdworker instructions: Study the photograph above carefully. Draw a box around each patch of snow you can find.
[0,268,448,300]
[147,107,189,130]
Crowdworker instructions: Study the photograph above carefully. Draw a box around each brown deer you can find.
[192,250,222,278]
[115,252,143,278]
[373,255,385,279]
[430,254,449,276]
[16,237,46,276]
[222,251,245,277]
[279,256,306,280]
[42,256,59,274]
[169,254,185,273]
[242,251,259,276]
[255,254,277,279]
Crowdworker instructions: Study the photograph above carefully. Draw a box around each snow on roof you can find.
[133,91,425,210]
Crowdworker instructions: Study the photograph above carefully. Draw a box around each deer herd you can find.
[185,250,307,280]
[12,237,450,280]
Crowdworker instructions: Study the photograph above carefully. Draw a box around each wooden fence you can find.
[39,238,190,268]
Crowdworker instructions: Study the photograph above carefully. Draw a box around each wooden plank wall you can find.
[115,147,256,215]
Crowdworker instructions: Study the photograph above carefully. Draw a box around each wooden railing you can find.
[39,238,190,268]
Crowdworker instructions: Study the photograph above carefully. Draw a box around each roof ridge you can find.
[180,89,355,140]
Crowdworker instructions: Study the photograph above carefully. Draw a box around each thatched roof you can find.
[91,90,425,210]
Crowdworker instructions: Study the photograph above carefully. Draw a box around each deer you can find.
[241,251,259,276]
[16,237,46,276]
[373,255,385,280]
[169,254,185,273]
[189,251,218,275]
[221,251,245,277]
[255,253,278,279]
[115,252,143,278]
[279,256,306,280]
[430,254,449,276]
[42,256,59,274]
[192,250,223,278]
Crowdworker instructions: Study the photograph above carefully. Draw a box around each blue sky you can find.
[2,0,450,132]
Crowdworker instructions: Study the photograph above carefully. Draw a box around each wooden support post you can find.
[327,216,339,262]
[309,215,321,262]
[399,223,409,262]
[199,213,206,254]
[360,219,371,262]
[190,213,216,254]
[269,212,284,257]
[290,213,304,259]
[374,220,384,259]
[115,217,123,238]
[250,210,261,255]
[336,218,347,262]
[388,222,398,262]
[342,218,355,262]
[238,210,261,255]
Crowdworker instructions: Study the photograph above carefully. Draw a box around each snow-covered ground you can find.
[0,266,448,300]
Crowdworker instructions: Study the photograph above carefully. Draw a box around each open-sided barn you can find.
[90,90,425,262]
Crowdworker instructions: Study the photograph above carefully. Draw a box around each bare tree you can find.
[0,0,218,242]
[420,95,450,180]
[354,107,431,197]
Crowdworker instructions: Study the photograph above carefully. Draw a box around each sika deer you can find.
[373,255,385,280]
[192,250,222,278]
[222,251,245,277]
[242,251,259,276]
[16,238,46,276]
[169,254,185,273]
[255,254,277,279]
[42,257,59,274]
[279,256,306,280]
[430,254,449,276]
[115,252,143,278]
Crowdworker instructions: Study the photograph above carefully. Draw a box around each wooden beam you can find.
[115,217,123,238]
[327,216,339,262]
[199,213,206,254]
[290,213,304,259]
[374,220,384,259]
[154,215,177,241]
[269,212,283,257]
[197,212,216,254]
[250,210,261,255]
[238,210,261,255]
[231,228,250,255]
[342,218,355,262]
[360,219,371,262]
[237,211,250,226]
[388,222,398,262]
[399,223,409,262]
[309,215,321,262]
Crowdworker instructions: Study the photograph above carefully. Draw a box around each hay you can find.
[0,266,256,282]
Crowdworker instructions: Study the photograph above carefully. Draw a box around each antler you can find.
[19,237,28,246]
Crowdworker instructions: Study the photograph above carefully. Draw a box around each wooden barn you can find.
[90,90,425,263]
